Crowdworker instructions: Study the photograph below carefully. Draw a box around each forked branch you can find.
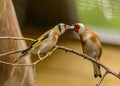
[0,37,119,86]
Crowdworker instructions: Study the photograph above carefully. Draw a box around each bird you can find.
[14,23,69,63]
[69,23,102,78]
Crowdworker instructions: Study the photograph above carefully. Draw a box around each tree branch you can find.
[56,46,120,79]
[0,50,23,57]
[96,71,108,86]
[0,44,119,86]
[0,36,36,42]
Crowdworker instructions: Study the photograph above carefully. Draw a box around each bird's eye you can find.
[63,24,66,28]
[64,24,66,28]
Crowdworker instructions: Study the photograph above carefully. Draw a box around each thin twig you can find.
[0,60,33,66]
[33,64,36,80]
[0,36,36,42]
[96,71,108,86]
[21,66,30,86]
[56,45,120,79]
[0,50,23,57]
[0,45,119,86]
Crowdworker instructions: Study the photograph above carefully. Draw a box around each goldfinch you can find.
[70,23,102,78]
[15,23,69,63]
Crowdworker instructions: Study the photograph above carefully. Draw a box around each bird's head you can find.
[69,23,85,34]
[56,23,69,35]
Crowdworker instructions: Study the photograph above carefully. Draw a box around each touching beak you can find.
[66,25,70,30]
[67,26,75,30]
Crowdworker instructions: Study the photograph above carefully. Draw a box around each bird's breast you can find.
[82,39,100,57]
[31,37,58,54]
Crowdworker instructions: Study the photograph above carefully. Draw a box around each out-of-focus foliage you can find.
[75,0,120,30]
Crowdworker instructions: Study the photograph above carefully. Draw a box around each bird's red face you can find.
[72,24,80,33]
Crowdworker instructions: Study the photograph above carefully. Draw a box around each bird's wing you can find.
[31,33,50,48]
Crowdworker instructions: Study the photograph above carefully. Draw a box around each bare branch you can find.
[56,45,120,79]
[33,64,36,80]
[0,60,32,66]
[96,71,108,86]
[0,45,119,86]
[0,36,35,57]
[0,36,36,42]
[0,50,23,57]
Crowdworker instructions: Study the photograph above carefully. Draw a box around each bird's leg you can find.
[97,60,101,64]
[42,54,49,60]
[47,45,58,56]
[46,52,52,56]
[96,57,101,64]
[37,53,43,62]
[83,54,88,59]
[37,53,49,62]
[37,45,58,61]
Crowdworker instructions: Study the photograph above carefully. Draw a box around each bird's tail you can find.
[14,47,32,63]
[93,63,102,78]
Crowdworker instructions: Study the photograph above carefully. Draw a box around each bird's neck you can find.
[53,29,61,36]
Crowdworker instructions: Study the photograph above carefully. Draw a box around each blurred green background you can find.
[13,0,120,86]
[75,0,120,30]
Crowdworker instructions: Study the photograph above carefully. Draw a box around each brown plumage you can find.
[72,23,102,78]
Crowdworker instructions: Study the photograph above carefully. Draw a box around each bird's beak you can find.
[68,26,75,30]
[66,25,70,30]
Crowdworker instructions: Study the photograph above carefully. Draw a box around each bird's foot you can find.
[47,52,52,56]
[97,60,101,64]
[39,57,43,62]
[83,54,87,59]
